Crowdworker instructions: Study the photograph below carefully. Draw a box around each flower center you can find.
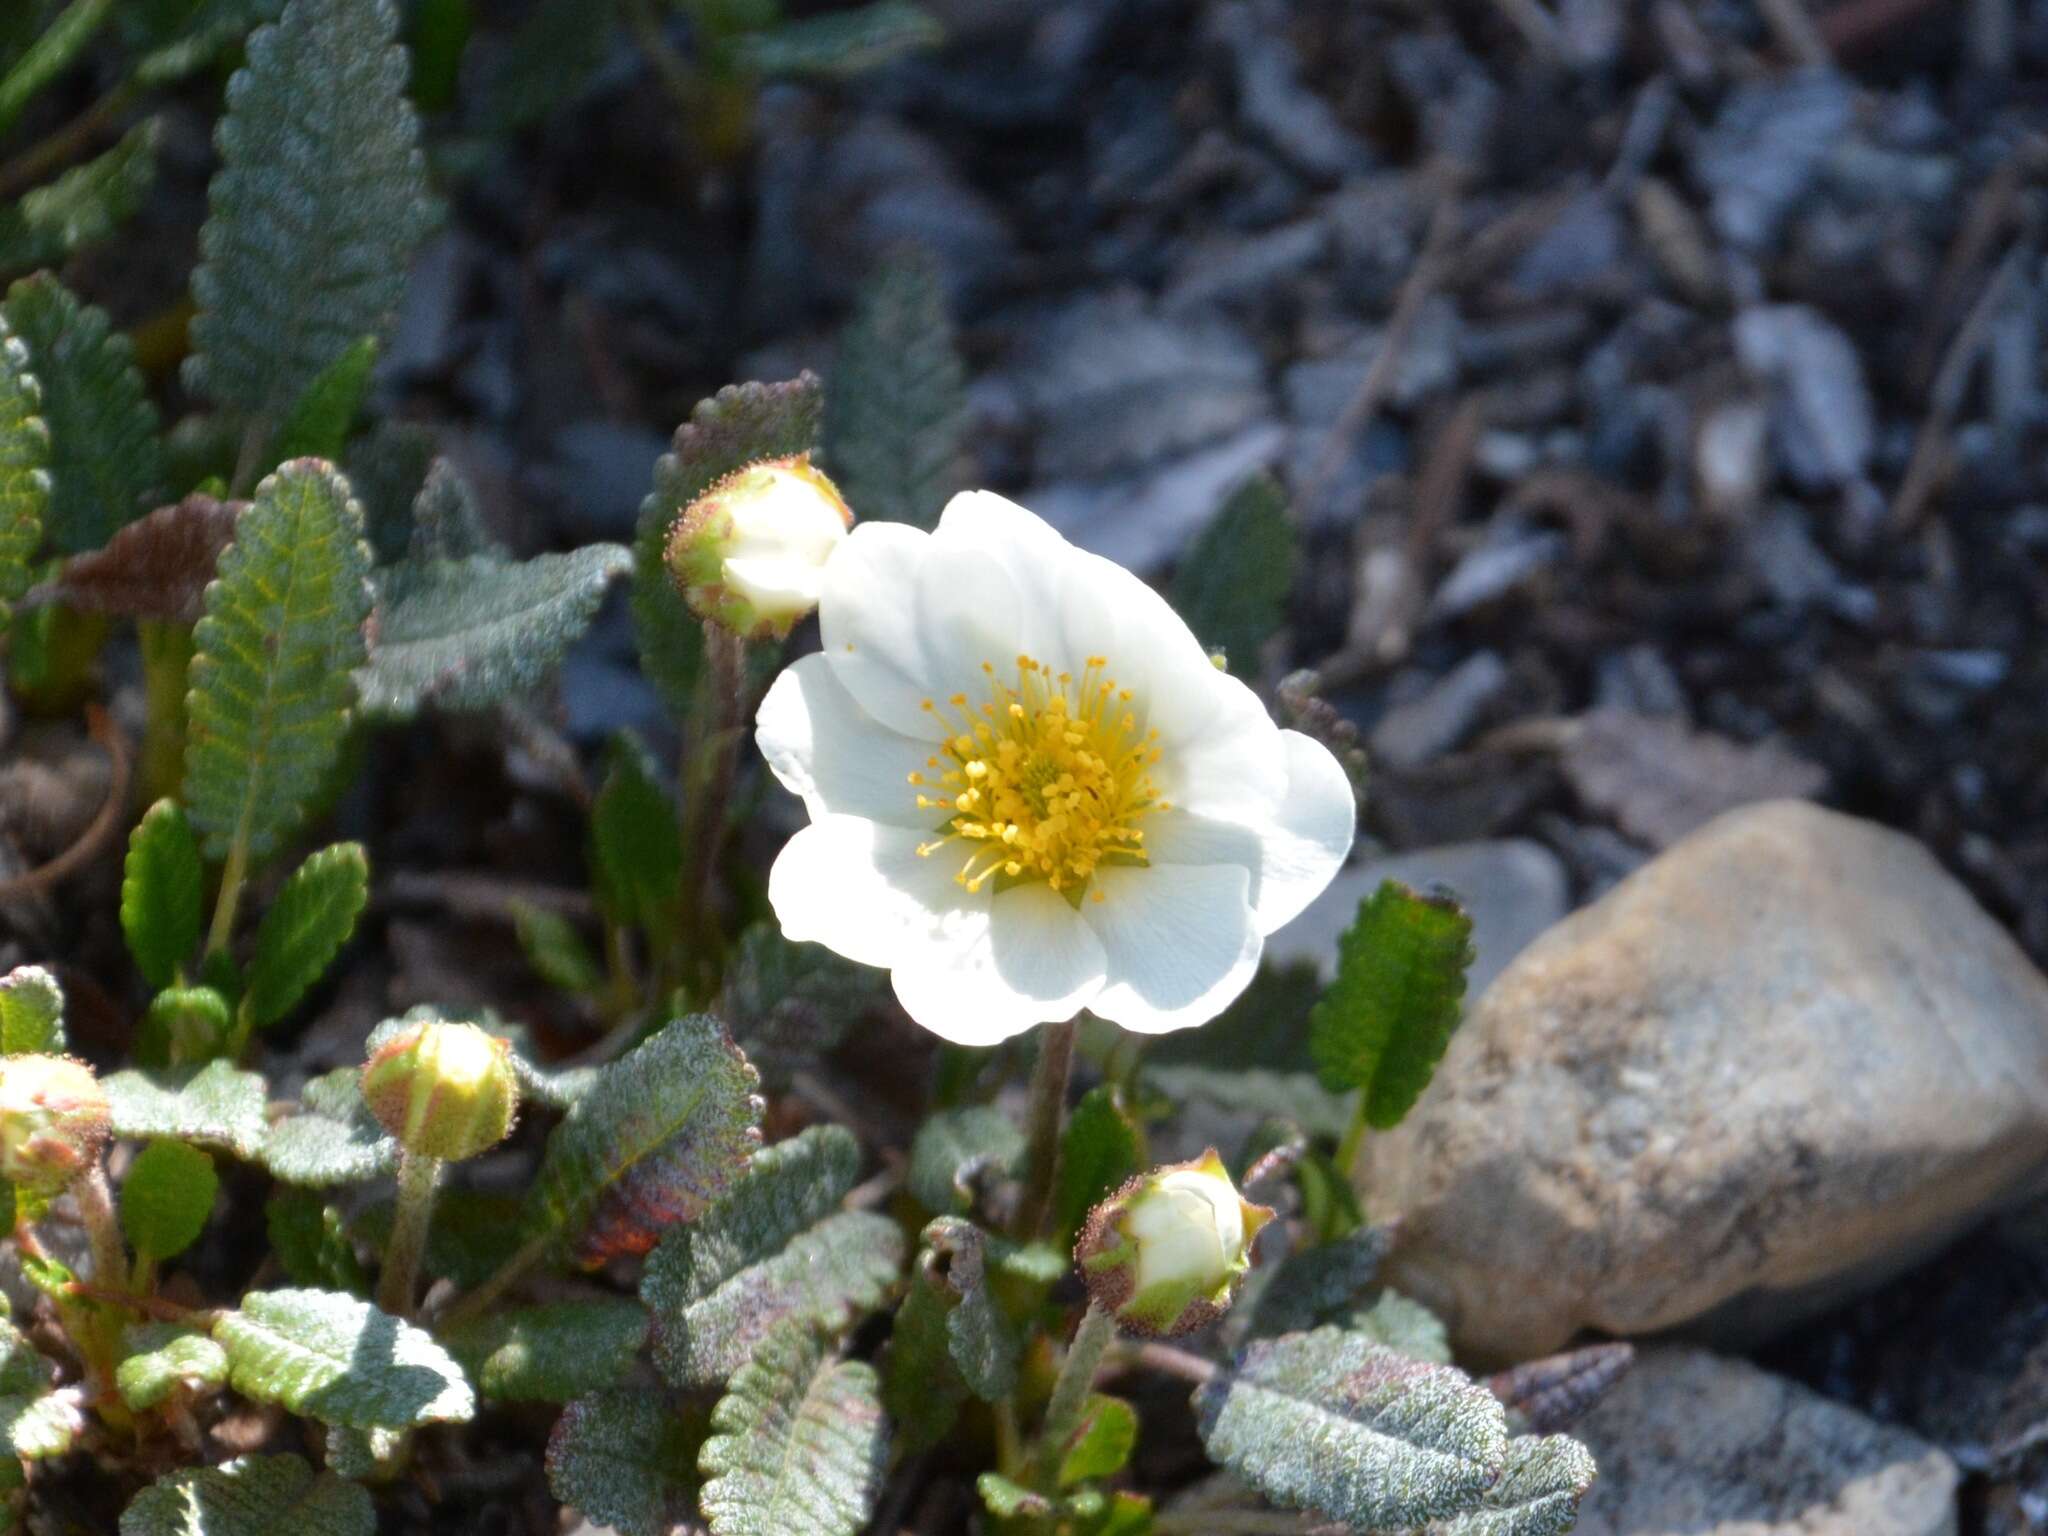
[911,655,1168,904]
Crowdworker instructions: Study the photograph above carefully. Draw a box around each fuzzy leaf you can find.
[0,965,63,1055]
[737,0,942,76]
[1143,1065,1350,1141]
[634,376,821,715]
[406,458,489,562]
[119,1454,375,1536]
[1194,1327,1507,1530]
[104,1060,269,1159]
[528,1014,763,1266]
[546,1389,702,1536]
[699,1323,888,1536]
[590,731,682,935]
[185,0,430,422]
[1435,1434,1597,1536]
[261,1067,396,1185]
[721,925,886,1091]
[821,250,964,531]
[50,495,242,624]
[441,1298,647,1404]
[121,1140,218,1262]
[273,336,377,465]
[920,1216,1017,1401]
[882,1261,967,1457]
[343,420,433,563]
[138,986,233,1067]
[184,460,373,863]
[0,320,48,620]
[643,1125,902,1388]
[1351,1290,1451,1365]
[908,1105,1025,1216]
[0,1321,48,1397]
[3,273,165,553]
[1309,881,1475,1128]
[1058,1394,1138,1487]
[510,902,604,995]
[1171,472,1295,676]
[213,1287,473,1429]
[1239,1226,1397,1344]
[117,1323,230,1411]
[0,1390,81,1459]
[355,545,631,718]
[121,801,205,989]
[241,843,368,1030]
[1055,1085,1140,1237]
[0,118,161,276]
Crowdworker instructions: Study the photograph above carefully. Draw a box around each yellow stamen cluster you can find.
[912,655,1168,902]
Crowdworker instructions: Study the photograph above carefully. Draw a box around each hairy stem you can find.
[376,1150,442,1318]
[1033,1302,1118,1485]
[677,624,748,989]
[1015,1017,1078,1240]
[71,1163,128,1293]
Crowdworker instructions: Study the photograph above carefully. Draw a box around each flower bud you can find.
[666,455,852,640]
[0,1055,110,1196]
[1076,1149,1273,1336]
[361,1020,518,1163]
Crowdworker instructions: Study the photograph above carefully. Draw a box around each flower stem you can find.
[71,1163,127,1293]
[678,623,748,989]
[376,1150,442,1319]
[1015,1017,1078,1240]
[1033,1301,1117,1486]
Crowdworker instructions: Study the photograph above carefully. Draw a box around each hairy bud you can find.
[665,454,852,640]
[361,1020,518,1163]
[0,1055,111,1196]
[1075,1149,1274,1336]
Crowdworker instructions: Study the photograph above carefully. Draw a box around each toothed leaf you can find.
[104,1060,269,1159]
[119,1454,375,1536]
[0,1390,80,1459]
[406,458,489,562]
[0,118,161,276]
[184,460,373,863]
[116,1324,229,1411]
[3,273,165,553]
[699,1323,888,1536]
[546,1389,702,1536]
[0,320,47,621]
[185,0,430,422]
[260,1067,395,1186]
[121,801,205,989]
[0,965,63,1055]
[442,1298,647,1404]
[52,495,242,624]
[241,842,368,1030]
[1309,880,1475,1127]
[1350,1290,1451,1365]
[527,1014,763,1266]
[120,1139,218,1262]
[1171,472,1295,677]
[918,1216,1017,1402]
[212,1287,473,1429]
[1436,1434,1598,1536]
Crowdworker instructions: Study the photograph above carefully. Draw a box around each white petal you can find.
[755,654,934,829]
[766,815,986,971]
[723,554,824,615]
[1146,729,1357,935]
[934,491,1112,675]
[820,521,946,739]
[891,883,1108,1047]
[1153,681,1289,824]
[914,539,1020,693]
[1082,863,1261,1034]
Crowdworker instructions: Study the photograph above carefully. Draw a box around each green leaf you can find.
[1351,1289,1451,1365]
[643,1125,902,1389]
[0,1319,49,1397]
[1436,1434,1598,1536]
[0,965,63,1054]
[266,1187,368,1292]
[527,1014,763,1265]
[355,545,632,718]
[721,925,887,1091]
[138,986,234,1067]
[260,1067,396,1185]
[241,842,368,1030]
[1058,1394,1138,1488]
[737,0,941,76]
[546,1389,702,1536]
[882,1258,966,1457]
[185,0,431,423]
[1055,1085,1139,1237]
[1193,1327,1507,1531]
[511,901,604,995]
[1239,1225,1396,1344]
[0,1390,80,1459]
[184,460,373,863]
[3,273,165,553]
[699,1323,888,1536]
[212,1287,473,1429]
[907,1104,1024,1216]
[121,1140,218,1262]
[441,1298,647,1404]
[272,335,378,465]
[0,324,47,622]
[474,0,615,133]
[634,376,821,716]
[821,249,964,531]
[119,1454,375,1536]
[1308,881,1475,1128]
[590,731,683,935]
[0,117,161,276]
[122,800,205,989]
[116,1323,230,1410]
[1170,473,1295,677]
[406,457,489,562]
[0,0,115,139]
[133,0,286,87]
[104,1060,270,1159]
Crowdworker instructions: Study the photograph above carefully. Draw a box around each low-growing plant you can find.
[0,1,1618,1531]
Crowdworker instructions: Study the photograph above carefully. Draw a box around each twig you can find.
[1483,0,1563,61]
[1118,1340,1219,1385]
[0,706,130,903]
[1755,0,1833,65]
[63,1283,203,1326]
[1908,149,2033,394]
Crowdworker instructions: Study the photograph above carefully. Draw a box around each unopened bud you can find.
[665,455,852,640]
[361,1020,518,1163]
[1076,1149,1273,1336]
[0,1055,110,1196]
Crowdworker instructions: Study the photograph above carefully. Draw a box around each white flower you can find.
[755,491,1356,1045]
[666,456,852,639]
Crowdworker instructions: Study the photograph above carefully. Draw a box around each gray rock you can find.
[1697,71,1856,250]
[1371,801,2048,1362]
[1508,188,1629,299]
[1735,305,1876,490]
[1574,1348,1960,1536]
[1206,2,1368,185]
[1283,299,1462,428]
[1265,839,1569,999]
[1427,524,1568,621]
[1162,217,1330,313]
[544,421,668,543]
[1369,651,1511,771]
